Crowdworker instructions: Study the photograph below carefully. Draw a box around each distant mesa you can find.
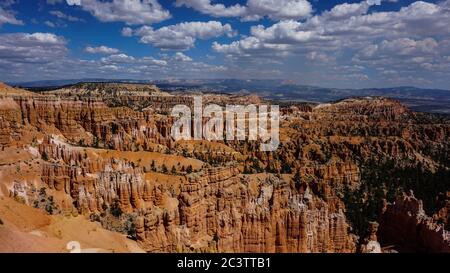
[11,78,450,114]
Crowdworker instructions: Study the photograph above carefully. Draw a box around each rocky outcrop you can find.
[314,97,411,121]
[36,135,356,253]
[0,97,26,145]
[136,167,356,253]
[434,192,450,230]
[4,96,174,150]
[378,191,450,253]
[2,83,449,253]
[0,118,12,145]
[39,136,147,214]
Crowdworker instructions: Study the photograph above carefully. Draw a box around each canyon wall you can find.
[136,167,356,253]
[378,192,450,253]
[36,136,356,253]
[1,83,449,253]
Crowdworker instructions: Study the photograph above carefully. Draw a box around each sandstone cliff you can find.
[378,191,450,253]
[1,83,448,253]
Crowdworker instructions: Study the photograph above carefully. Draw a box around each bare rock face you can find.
[378,191,450,253]
[0,118,12,145]
[39,136,147,214]
[2,83,449,253]
[314,97,410,121]
[434,192,450,230]
[6,96,173,150]
[36,136,356,253]
[0,98,22,145]
[136,167,356,253]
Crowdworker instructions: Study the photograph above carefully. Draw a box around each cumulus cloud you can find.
[66,0,81,5]
[175,0,312,21]
[174,52,192,62]
[244,0,312,21]
[85,45,120,54]
[101,53,135,63]
[0,32,67,67]
[98,53,227,79]
[63,0,170,25]
[142,57,167,66]
[175,0,247,17]
[212,0,450,87]
[121,27,133,37]
[4,0,450,88]
[0,31,225,82]
[126,21,235,50]
[322,2,372,20]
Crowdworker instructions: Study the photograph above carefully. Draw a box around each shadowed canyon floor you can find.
[0,82,449,253]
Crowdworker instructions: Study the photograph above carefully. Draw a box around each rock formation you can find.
[378,191,450,253]
[136,168,356,253]
[1,83,449,253]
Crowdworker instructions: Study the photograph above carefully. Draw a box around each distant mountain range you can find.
[10,78,450,114]
[10,78,148,88]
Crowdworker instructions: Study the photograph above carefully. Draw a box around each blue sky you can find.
[1,0,449,89]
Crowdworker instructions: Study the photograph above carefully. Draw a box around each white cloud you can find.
[212,0,450,87]
[44,21,56,28]
[0,31,226,82]
[214,0,450,56]
[142,57,167,66]
[0,6,23,26]
[306,51,333,62]
[66,0,82,6]
[0,32,67,67]
[121,27,133,37]
[175,0,247,17]
[85,45,120,54]
[127,21,235,50]
[245,0,312,21]
[174,52,192,62]
[101,53,135,63]
[175,0,312,21]
[3,0,450,89]
[250,20,319,43]
[23,33,66,44]
[378,38,438,56]
[322,2,372,20]
[100,64,119,71]
[50,10,84,22]
[64,0,170,25]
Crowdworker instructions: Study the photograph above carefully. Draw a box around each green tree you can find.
[161,164,168,174]
[41,151,49,161]
[110,198,123,218]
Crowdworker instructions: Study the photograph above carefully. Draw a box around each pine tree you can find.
[41,151,49,161]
